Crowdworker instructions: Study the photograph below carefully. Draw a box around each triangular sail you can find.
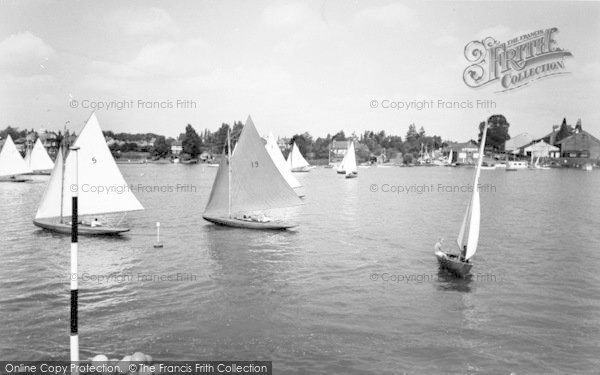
[29,138,54,171]
[0,135,31,177]
[448,149,453,164]
[344,141,357,175]
[204,116,301,216]
[456,200,470,250]
[265,133,301,189]
[35,147,65,219]
[35,113,144,219]
[203,154,230,216]
[287,142,310,169]
[462,123,488,260]
[24,148,32,167]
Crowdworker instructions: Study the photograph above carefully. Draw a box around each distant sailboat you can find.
[203,116,301,230]
[0,135,31,182]
[435,122,488,277]
[287,142,313,172]
[33,113,144,235]
[340,141,358,178]
[265,133,303,196]
[25,138,54,174]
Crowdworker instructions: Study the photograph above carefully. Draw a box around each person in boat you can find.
[91,218,103,227]
[460,245,468,262]
[434,238,444,252]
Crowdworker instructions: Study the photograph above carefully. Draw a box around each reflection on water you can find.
[1,166,599,373]
[435,268,473,293]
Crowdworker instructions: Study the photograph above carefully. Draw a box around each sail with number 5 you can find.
[203,116,301,229]
[33,112,144,234]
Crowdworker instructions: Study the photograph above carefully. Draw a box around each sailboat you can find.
[286,142,313,172]
[338,141,358,178]
[0,135,32,182]
[435,122,488,277]
[445,149,455,167]
[530,154,550,170]
[24,138,54,174]
[33,113,144,235]
[203,116,301,230]
[265,133,304,197]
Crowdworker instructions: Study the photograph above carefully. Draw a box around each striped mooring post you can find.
[70,146,80,371]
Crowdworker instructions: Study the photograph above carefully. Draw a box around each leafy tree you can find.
[150,136,170,158]
[182,124,201,158]
[332,130,346,141]
[481,115,511,151]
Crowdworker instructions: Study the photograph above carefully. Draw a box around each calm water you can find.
[1,165,599,374]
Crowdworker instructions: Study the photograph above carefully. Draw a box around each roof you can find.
[445,140,478,151]
[505,133,535,151]
[331,140,348,150]
[555,130,600,145]
[523,140,559,152]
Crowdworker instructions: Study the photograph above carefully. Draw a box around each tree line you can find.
[1,115,513,162]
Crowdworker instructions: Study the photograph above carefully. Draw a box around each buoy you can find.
[153,222,163,248]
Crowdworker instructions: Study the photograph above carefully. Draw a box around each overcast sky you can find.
[0,0,598,141]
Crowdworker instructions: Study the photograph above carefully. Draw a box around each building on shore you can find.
[504,132,535,157]
[555,130,600,166]
[329,139,349,165]
[444,140,479,164]
[523,140,560,159]
[171,141,183,155]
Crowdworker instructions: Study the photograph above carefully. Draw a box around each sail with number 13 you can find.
[203,116,301,229]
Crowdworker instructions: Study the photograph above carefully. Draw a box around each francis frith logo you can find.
[463,27,573,92]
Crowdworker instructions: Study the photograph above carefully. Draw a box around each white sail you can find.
[343,141,357,175]
[287,142,310,170]
[203,154,230,216]
[456,200,470,250]
[28,138,54,171]
[265,133,301,189]
[0,135,31,177]
[448,149,453,164]
[35,147,65,219]
[204,116,301,217]
[462,123,488,260]
[35,113,144,219]
[24,148,32,167]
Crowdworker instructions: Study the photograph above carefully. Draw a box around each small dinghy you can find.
[286,141,313,172]
[435,122,488,277]
[24,138,54,174]
[337,140,358,178]
[0,135,32,182]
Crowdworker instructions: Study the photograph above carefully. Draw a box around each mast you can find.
[227,128,232,218]
[60,121,69,223]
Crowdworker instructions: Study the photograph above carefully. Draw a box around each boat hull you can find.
[291,166,311,172]
[0,178,29,183]
[202,215,296,230]
[435,251,472,277]
[33,219,130,235]
[345,172,358,179]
